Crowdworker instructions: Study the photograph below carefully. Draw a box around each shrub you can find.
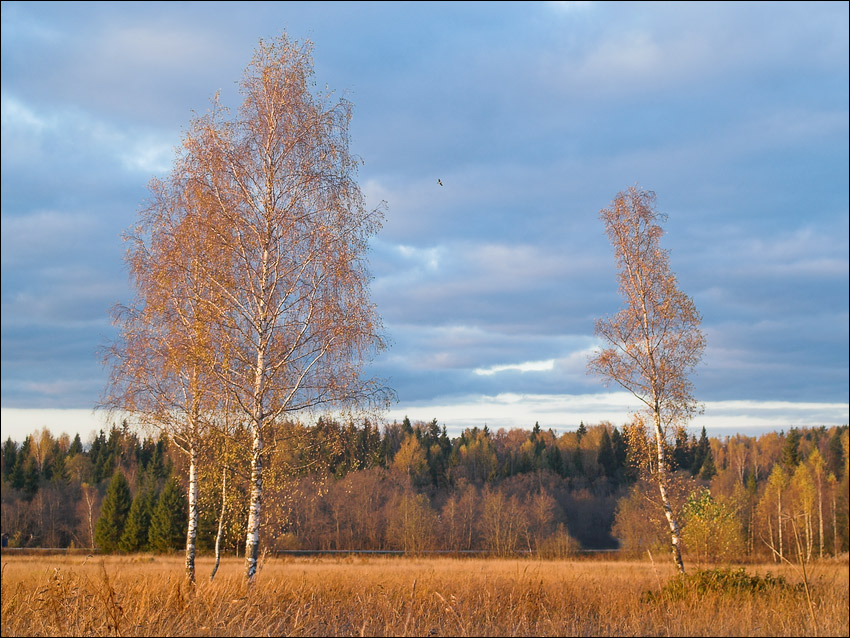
[643,567,802,602]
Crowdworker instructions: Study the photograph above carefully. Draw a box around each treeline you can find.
[1,419,847,562]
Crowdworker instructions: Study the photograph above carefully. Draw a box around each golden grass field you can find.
[1,553,848,637]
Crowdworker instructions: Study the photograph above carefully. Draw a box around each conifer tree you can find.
[699,447,717,481]
[2,438,17,480]
[119,482,157,552]
[576,421,588,442]
[692,427,710,476]
[598,428,617,478]
[611,427,628,478]
[68,433,84,457]
[672,428,693,471]
[94,469,132,552]
[21,457,40,501]
[10,436,32,489]
[781,428,802,469]
[148,476,188,553]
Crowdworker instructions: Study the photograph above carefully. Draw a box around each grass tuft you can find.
[643,567,802,602]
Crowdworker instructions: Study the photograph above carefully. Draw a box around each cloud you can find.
[475,359,556,376]
[1,94,177,177]
[1,2,846,433]
[547,1,593,12]
[386,392,849,437]
[0,408,114,444]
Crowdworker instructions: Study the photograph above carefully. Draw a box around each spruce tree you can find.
[21,457,40,501]
[699,447,717,480]
[119,484,156,552]
[2,438,17,481]
[9,456,25,490]
[576,421,588,442]
[94,469,132,552]
[68,433,84,457]
[673,427,693,471]
[781,427,802,469]
[825,429,844,478]
[148,477,187,553]
[692,427,710,475]
[11,436,32,489]
[610,428,628,479]
[597,428,616,478]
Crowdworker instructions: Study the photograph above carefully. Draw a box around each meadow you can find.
[1,553,848,636]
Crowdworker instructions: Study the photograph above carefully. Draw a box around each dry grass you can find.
[1,553,847,636]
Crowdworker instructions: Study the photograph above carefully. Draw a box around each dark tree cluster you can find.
[2,421,847,561]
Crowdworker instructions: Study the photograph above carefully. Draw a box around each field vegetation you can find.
[2,554,847,637]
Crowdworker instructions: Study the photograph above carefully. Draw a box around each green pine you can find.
[94,469,132,552]
[119,485,156,552]
[148,477,187,553]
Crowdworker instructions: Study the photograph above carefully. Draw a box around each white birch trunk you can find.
[653,411,685,574]
[806,513,813,561]
[768,517,777,563]
[244,238,270,583]
[778,492,784,561]
[245,420,264,581]
[185,441,198,583]
[832,492,838,556]
[817,478,824,558]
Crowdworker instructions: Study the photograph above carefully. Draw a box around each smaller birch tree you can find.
[104,130,237,582]
[589,186,705,574]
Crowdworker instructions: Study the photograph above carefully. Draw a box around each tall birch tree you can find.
[183,34,388,582]
[588,186,705,574]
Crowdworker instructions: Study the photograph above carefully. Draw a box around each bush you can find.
[643,567,802,602]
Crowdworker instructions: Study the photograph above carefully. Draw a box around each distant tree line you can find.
[1,420,847,563]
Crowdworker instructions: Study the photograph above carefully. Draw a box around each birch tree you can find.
[104,164,226,584]
[588,186,705,574]
[182,34,388,582]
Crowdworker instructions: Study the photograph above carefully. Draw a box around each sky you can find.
[1,1,848,444]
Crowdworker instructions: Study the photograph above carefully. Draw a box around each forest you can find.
[2,419,847,564]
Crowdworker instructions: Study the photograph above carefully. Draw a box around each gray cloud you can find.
[1,1,846,431]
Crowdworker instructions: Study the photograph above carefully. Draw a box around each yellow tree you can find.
[104,162,227,584]
[757,464,789,561]
[789,461,817,560]
[589,186,705,574]
[806,448,826,558]
[392,435,429,486]
[182,34,389,582]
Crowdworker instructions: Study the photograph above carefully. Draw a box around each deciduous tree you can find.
[176,33,389,581]
[589,186,705,574]
[104,162,225,582]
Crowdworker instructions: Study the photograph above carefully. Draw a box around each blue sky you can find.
[1,1,848,443]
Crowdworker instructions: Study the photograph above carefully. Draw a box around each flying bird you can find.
[438,179,443,186]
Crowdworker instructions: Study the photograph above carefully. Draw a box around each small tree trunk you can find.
[777,493,784,562]
[768,517,777,563]
[806,512,813,561]
[817,478,824,558]
[244,423,263,582]
[84,487,96,550]
[185,441,198,584]
[832,492,839,556]
[653,412,685,574]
